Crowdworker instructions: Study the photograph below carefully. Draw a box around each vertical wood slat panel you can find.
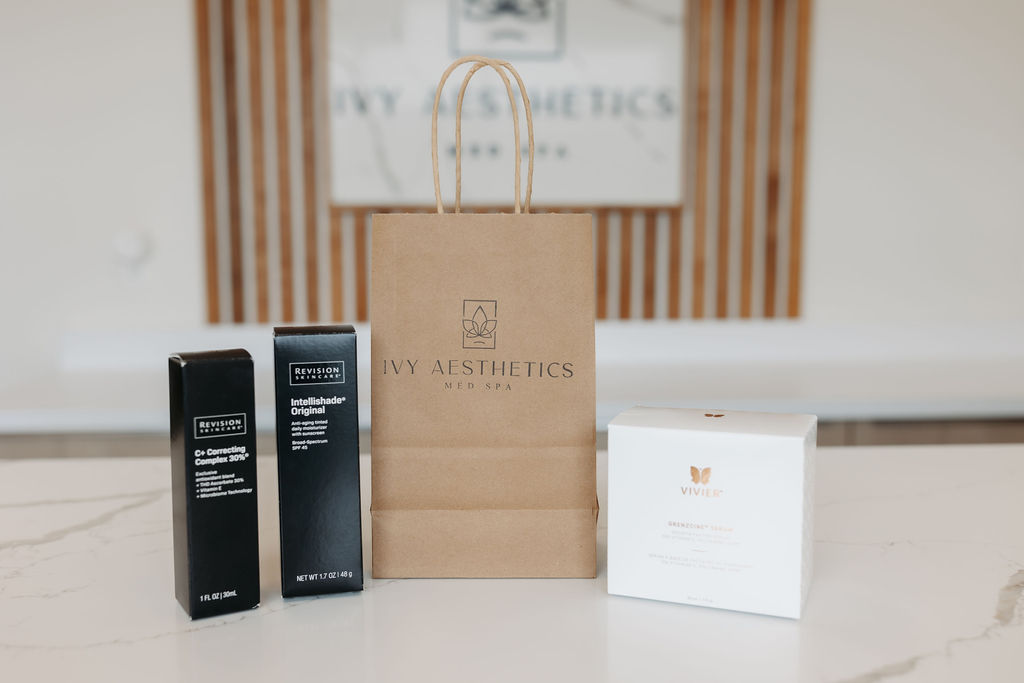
[596,209,609,320]
[619,210,633,319]
[740,0,762,318]
[763,0,787,318]
[692,0,712,319]
[668,207,682,318]
[298,0,318,321]
[272,0,294,322]
[643,210,657,319]
[685,0,810,321]
[246,0,269,322]
[353,208,368,322]
[315,0,331,321]
[787,0,811,318]
[221,0,244,323]
[196,0,220,323]
[197,1,811,324]
[716,0,736,318]
[329,206,343,321]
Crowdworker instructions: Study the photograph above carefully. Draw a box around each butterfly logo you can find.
[704,413,724,418]
[690,466,712,485]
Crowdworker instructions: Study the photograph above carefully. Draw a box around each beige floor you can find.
[2,420,1024,458]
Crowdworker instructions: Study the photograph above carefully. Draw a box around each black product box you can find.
[168,349,260,619]
[274,325,363,596]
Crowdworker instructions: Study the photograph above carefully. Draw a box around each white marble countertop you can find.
[2,444,1023,682]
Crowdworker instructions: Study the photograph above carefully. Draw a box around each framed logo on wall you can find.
[327,0,684,206]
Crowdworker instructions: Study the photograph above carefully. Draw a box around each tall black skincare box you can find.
[169,349,260,619]
[274,325,363,596]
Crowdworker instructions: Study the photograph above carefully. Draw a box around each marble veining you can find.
[0,445,1022,682]
[0,490,164,552]
[838,566,1024,683]
[994,570,1024,625]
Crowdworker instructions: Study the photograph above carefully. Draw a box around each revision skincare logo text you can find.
[290,361,345,385]
[194,413,247,439]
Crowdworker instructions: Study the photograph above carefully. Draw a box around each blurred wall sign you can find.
[329,0,683,206]
[451,0,566,59]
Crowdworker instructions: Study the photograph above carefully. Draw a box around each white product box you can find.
[607,407,816,619]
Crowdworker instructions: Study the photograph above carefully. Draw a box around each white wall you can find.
[0,0,204,383]
[803,0,1024,323]
[1,0,1023,391]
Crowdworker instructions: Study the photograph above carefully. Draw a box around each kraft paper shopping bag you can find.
[370,56,597,578]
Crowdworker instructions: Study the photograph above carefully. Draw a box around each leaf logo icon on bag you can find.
[690,466,712,485]
[462,300,498,349]
[463,306,496,338]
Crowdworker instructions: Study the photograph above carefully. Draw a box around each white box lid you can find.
[608,406,816,438]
